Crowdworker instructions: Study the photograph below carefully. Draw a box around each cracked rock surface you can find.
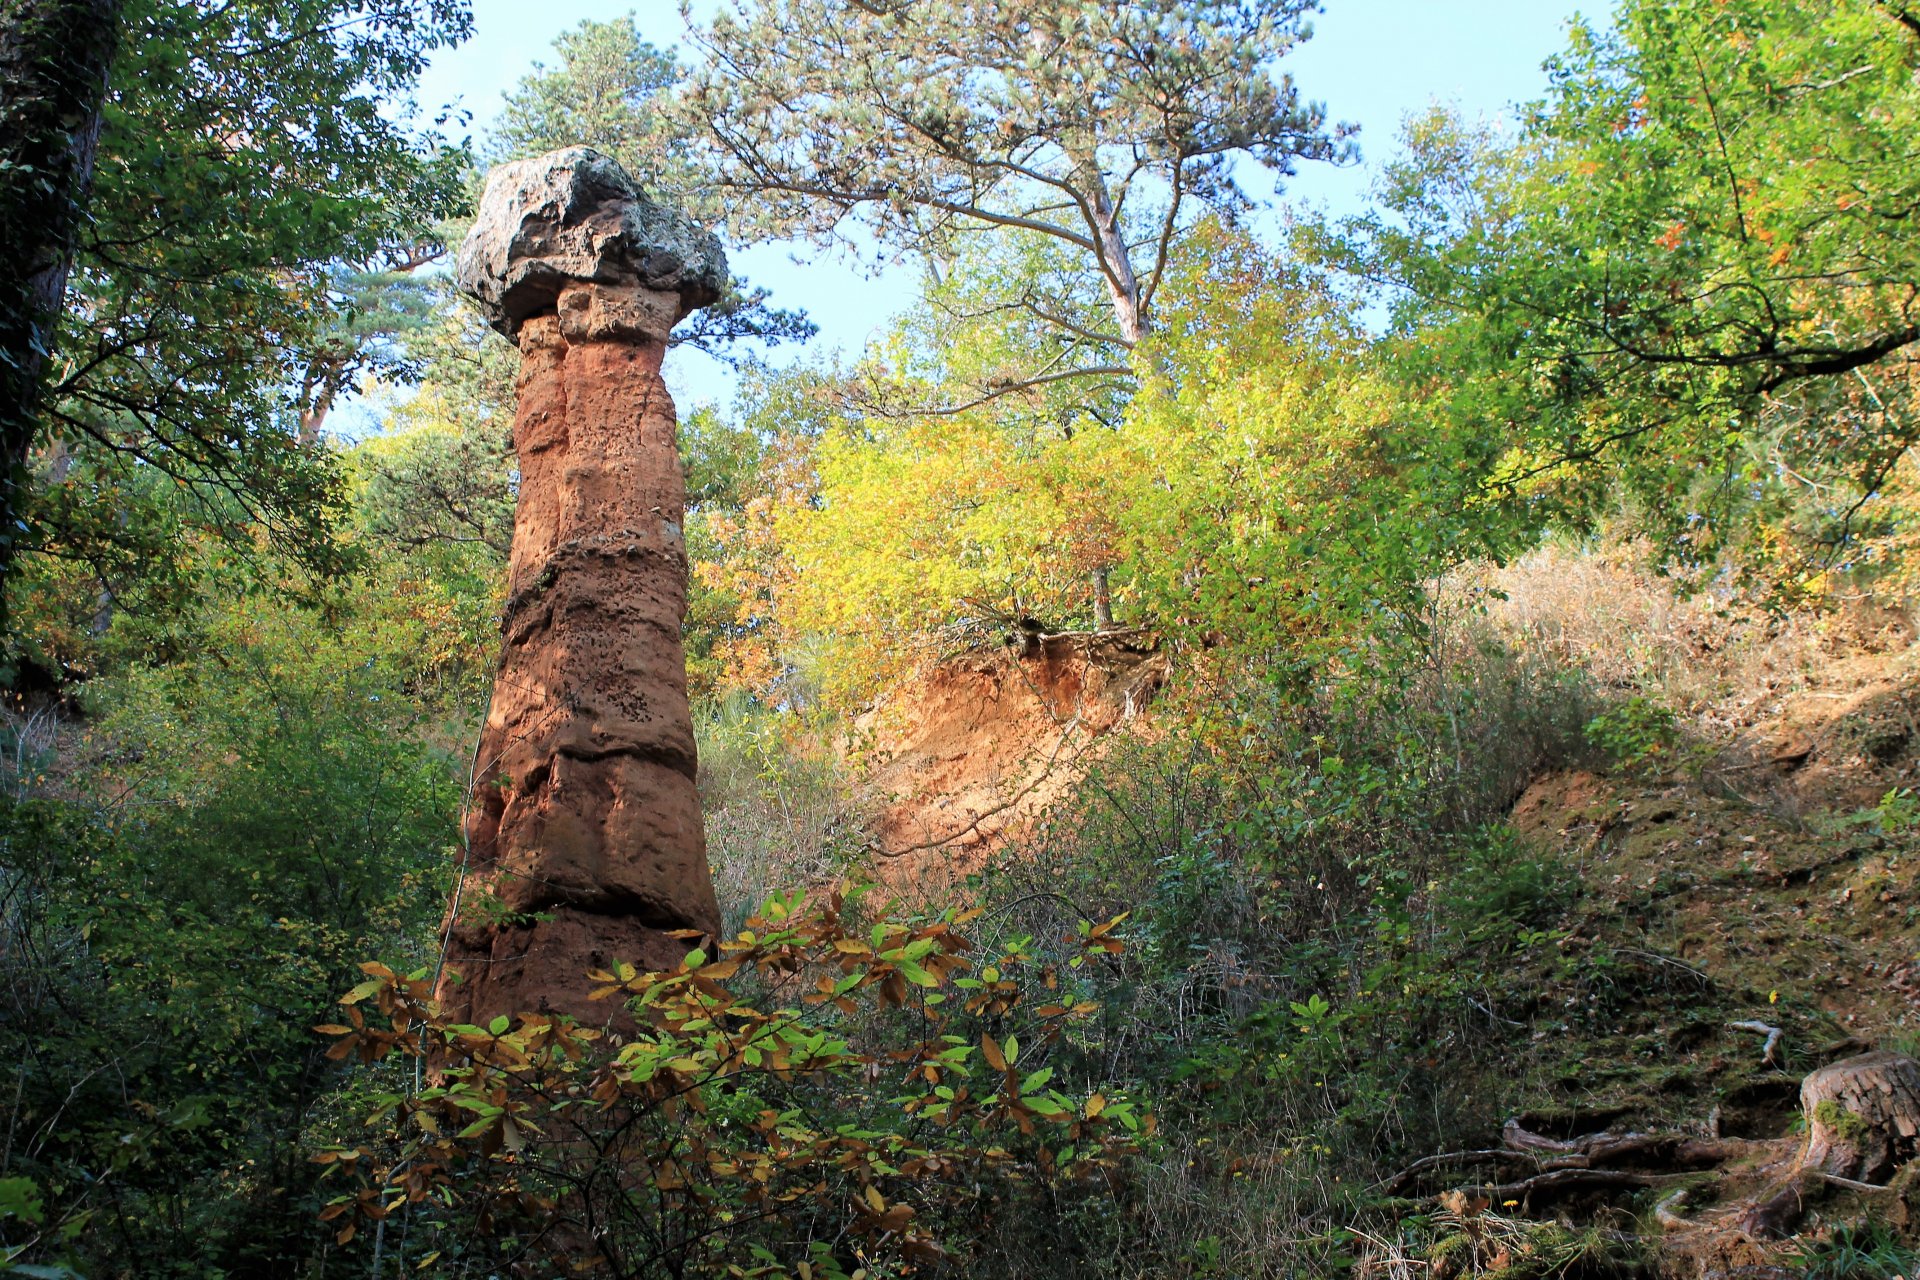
[440,148,723,1027]
[455,146,725,339]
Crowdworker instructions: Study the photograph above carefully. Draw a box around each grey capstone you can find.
[456,147,727,338]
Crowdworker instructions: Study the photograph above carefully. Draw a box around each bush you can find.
[0,604,461,1278]
[948,619,1605,1277]
[315,892,1145,1279]
[698,703,862,933]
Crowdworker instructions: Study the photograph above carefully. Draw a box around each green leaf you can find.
[341,979,383,1005]
[0,1176,45,1226]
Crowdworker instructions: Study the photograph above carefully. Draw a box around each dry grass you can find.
[696,712,858,932]
[1460,541,1916,744]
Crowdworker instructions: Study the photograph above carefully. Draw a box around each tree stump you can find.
[1729,1051,1920,1239]
[1800,1050,1920,1184]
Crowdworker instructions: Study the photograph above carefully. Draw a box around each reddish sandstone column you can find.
[442,148,724,1026]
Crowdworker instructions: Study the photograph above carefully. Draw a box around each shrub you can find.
[315,893,1145,1278]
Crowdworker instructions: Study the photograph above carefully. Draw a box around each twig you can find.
[1818,1170,1895,1194]
[1619,947,1712,983]
[1467,995,1526,1028]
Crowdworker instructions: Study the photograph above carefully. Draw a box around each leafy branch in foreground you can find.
[313,892,1144,1278]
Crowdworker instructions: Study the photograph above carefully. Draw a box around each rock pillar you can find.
[442,147,725,1026]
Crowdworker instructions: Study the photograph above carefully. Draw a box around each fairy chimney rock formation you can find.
[444,146,724,1027]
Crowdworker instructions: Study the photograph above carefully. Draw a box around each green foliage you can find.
[8,4,1920,1279]
[677,0,1350,387]
[315,893,1143,1277]
[23,0,474,616]
[679,0,1345,259]
[773,224,1466,705]
[0,562,465,1277]
[1583,695,1682,776]
[1789,1220,1920,1280]
[696,703,861,929]
[1334,0,1920,593]
[492,13,679,174]
[1442,825,1576,946]
[686,359,855,703]
[1872,785,1919,835]
[959,621,1603,1277]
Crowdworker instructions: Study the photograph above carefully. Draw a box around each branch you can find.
[702,128,1100,255]
[1138,160,1186,321]
[855,364,1133,419]
[1728,1020,1784,1067]
[1688,41,1750,243]
[930,291,1128,349]
[1755,324,1920,390]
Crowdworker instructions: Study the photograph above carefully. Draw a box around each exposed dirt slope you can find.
[1477,653,1920,1274]
[855,630,1167,905]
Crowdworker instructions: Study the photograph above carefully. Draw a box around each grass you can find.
[1789,1222,1920,1280]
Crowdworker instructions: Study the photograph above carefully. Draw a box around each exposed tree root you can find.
[1728,1019,1784,1067]
[1415,1052,1920,1278]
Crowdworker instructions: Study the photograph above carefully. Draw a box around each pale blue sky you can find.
[409,0,1596,409]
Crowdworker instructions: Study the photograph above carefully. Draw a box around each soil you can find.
[855,630,1167,905]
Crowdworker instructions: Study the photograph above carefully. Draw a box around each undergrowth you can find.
[1789,1222,1920,1280]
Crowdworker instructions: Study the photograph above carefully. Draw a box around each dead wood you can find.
[1728,1020,1784,1067]
[1380,1149,1533,1194]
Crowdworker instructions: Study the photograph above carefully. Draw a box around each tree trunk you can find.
[1092,565,1115,631]
[1086,185,1145,348]
[0,0,122,602]
[1080,171,1144,624]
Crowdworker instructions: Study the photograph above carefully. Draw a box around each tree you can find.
[0,0,122,594]
[674,0,1345,628]
[353,274,518,566]
[493,11,678,173]
[7,0,472,639]
[0,568,466,1276]
[1336,0,1920,589]
[769,224,1445,706]
[676,0,1348,370]
[687,359,854,704]
[295,266,444,444]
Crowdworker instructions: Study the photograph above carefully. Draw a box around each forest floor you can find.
[1493,562,1920,1119]
[1383,556,1920,1275]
